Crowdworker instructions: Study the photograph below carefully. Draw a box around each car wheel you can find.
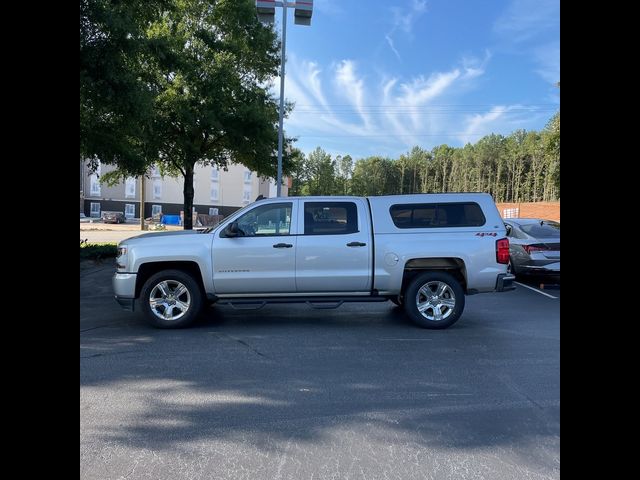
[140,270,203,328]
[403,271,465,329]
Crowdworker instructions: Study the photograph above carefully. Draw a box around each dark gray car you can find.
[102,211,126,224]
[504,218,560,276]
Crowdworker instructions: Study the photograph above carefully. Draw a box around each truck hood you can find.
[121,230,203,244]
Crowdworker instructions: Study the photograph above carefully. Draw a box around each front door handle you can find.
[346,242,366,247]
[273,243,293,248]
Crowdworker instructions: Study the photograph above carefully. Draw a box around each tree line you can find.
[289,113,559,203]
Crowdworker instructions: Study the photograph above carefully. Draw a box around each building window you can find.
[150,165,160,178]
[90,176,100,196]
[124,204,135,219]
[90,202,101,218]
[244,171,252,184]
[125,177,136,198]
[210,186,219,201]
[90,161,101,196]
[242,188,252,203]
[211,168,219,181]
[152,204,162,217]
[153,180,162,199]
[209,207,219,216]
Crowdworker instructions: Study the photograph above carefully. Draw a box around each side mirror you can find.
[222,221,240,238]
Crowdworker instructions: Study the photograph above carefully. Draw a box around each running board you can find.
[215,295,389,310]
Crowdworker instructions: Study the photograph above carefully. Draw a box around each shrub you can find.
[80,241,118,260]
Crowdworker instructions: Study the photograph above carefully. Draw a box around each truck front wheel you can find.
[140,270,203,328]
[404,271,465,329]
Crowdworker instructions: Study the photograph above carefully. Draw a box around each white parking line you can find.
[514,281,558,299]
[378,338,433,341]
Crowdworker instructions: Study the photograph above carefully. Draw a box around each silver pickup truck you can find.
[113,193,515,329]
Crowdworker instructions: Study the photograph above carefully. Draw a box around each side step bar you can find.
[215,295,390,310]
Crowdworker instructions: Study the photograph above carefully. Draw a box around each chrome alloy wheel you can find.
[148,280,191,321]
[415,281,456,322]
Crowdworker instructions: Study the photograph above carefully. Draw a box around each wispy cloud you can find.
[334,60,371,129]
[494,0,559,84]
[283,53,514,157]
[533,41,560,84]
[385,35,401,61]
[458,105,551,144]
[493,0,559,42]
[385,0,428,61]
[393,0,428,34]
[459,106,512,144]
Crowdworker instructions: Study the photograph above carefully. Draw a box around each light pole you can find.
[256,0,313,197]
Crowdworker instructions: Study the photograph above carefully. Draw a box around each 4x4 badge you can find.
[476,232,497,237]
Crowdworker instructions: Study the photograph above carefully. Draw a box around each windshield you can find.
[520,221,560,238]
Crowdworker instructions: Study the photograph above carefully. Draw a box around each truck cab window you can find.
[236,203,292,236]
[304,202,358,235]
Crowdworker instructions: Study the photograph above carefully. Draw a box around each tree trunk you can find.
[183,164,195,230]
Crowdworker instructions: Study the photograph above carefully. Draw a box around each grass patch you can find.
[80,241,118,260]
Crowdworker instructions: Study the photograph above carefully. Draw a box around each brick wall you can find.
[496,202,560,222]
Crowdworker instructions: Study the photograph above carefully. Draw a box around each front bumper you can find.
[113,272,137,311]
[115,296,135,311]
[496,273,516,292]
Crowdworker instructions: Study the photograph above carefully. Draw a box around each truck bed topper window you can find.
[389,202,486,228]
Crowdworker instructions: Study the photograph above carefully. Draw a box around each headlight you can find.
[116,246,128,270]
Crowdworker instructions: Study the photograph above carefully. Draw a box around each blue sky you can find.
[271,0,560,159]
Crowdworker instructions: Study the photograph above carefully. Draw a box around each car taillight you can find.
[496,238,510,264]
[523,244,549,254]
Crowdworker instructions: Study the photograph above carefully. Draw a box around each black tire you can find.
[403,271,465,329]
[139,269,203,328]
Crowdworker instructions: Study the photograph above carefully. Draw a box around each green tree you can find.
[81,0,291,229]
[80,0,169,174]
[431,145,455,193]
[301,147,336,195]
[286,147,307,196]
[351,156,400,196]
[148,0,287,228]
[542,112,560,200]
[335,154,353,195]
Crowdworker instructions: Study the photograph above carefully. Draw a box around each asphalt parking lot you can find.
[80,262,559,480]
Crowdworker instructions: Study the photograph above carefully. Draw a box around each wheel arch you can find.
[135,261,205,298]
[401,257,468,294]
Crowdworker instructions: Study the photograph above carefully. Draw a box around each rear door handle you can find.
[273,243,293,248]
[346,242,366,247]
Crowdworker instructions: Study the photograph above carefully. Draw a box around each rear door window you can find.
[304,202,358,235]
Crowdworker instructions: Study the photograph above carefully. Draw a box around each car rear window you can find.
[520,221,560,238]
[389,202,486,228]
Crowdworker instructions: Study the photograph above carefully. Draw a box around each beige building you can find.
[81,160,289,220]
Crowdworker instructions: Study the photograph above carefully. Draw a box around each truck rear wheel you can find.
[140,270,203,328]
[404,271,465,329]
